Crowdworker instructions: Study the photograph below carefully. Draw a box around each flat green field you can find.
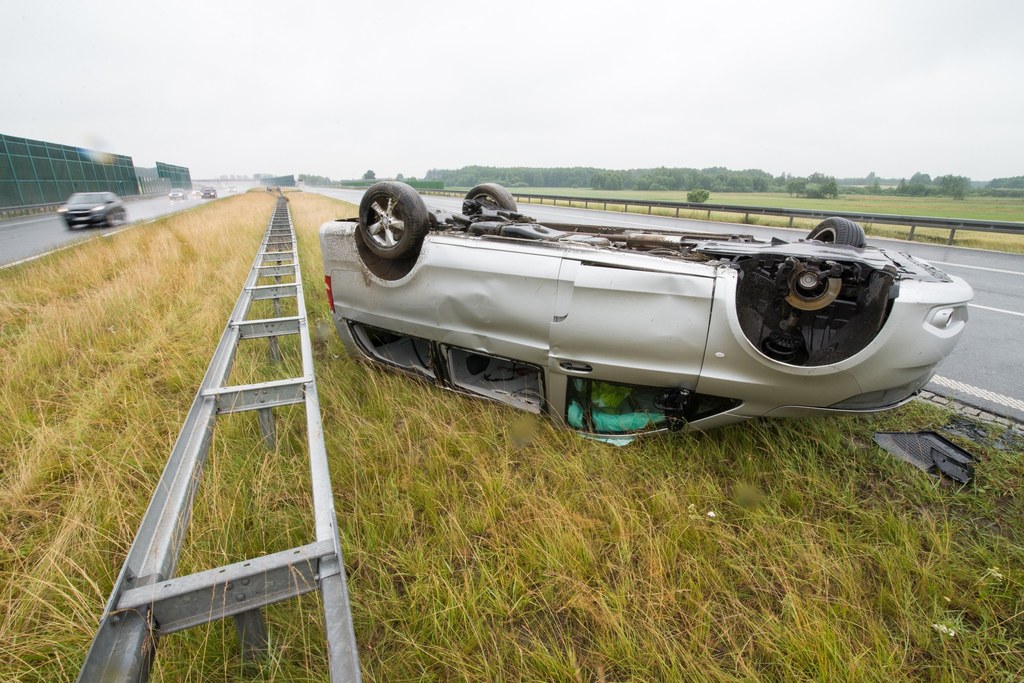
[1,192,1021,681]
[453,188,1024,252]
[498,189,1024,223]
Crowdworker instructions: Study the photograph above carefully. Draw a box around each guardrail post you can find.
[788,216,793,229]
[257,407,276,450]
[948,226,958,245]
[234,609,269,660]
[234,610,270,663]
[268,285,283,363]
[675,207,680,218]
[908,224,917,241]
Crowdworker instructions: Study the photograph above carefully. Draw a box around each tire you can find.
[807,217,866,248]
[107,211,119,228]
[358,181,429,260]
[465,183,517,211]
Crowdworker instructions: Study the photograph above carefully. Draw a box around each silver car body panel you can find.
[695,267,970,418]
[320,216,972,435]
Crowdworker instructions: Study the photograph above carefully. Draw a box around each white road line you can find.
[940,262,1024,276]
[967,303,1024,317]
[1,237,95,269]
[0,215,55,228]
[0,220,147,270]
[931,376,1024,412]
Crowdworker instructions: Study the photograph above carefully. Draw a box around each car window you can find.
[69,192,105,202]
[565,378,669,435]
[350,323,434,378]
[445,347,543,412]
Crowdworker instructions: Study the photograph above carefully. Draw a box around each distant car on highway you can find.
[191,189,202,198]
[168,188,187,201]
[201,187,217,199]
[58,192,126,229]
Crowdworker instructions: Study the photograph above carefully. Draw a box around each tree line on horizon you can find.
[299,167,1024,200]
[421,166,1022,200]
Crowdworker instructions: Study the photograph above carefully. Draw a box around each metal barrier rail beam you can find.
[78,196,361,682]
[419,189,1024,244]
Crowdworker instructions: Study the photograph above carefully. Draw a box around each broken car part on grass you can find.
[874,431,977,483]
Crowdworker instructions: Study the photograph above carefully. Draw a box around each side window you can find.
[445,347,544,412]
[565,378,670,434]
[349,323,434,378]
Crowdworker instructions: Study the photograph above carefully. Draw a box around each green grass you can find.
[497,188,1024,223]
[456,188,1024,253]
[1,192,1022,681]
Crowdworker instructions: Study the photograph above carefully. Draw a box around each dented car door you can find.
[549,256,715,388]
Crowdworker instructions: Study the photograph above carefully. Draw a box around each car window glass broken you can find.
[350,323,434,378]
[445,348,544,412]
[567,378,670,434]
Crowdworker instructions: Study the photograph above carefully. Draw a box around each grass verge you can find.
[0,192,1021,681]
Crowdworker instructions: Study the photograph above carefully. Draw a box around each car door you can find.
[330,234,563,368]
[548,256,715,388]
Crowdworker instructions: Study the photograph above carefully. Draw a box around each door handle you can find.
[559,361,593,373]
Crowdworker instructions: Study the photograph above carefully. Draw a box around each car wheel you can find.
[107,211,119,228]
[357,181,429,259]
[465,183,517,211]
[807,217,866,248]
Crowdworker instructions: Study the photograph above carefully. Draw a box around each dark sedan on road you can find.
[57,192,126,229]
[201,187,217,199]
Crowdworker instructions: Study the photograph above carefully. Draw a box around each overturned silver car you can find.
[319,182,971,440]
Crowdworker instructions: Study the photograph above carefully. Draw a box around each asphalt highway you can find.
[308,187,1024,423]
[0,195,214,267]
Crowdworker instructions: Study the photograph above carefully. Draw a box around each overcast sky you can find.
[3,0,1022,181]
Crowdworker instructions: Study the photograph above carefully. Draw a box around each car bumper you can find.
[62,212,108,228]
[695,268,972,418]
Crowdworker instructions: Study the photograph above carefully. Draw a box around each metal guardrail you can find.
[421,190,1024,245]
[78,196,361,681]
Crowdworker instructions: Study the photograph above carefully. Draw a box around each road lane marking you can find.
[931,376,1024,412]
[1,236,101,269]
[940,262,1024,276]
[0,215,56,228]
[967,304,1024,317]
[1,221,147,270]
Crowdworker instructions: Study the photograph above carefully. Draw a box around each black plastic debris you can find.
[942,416,1024,453]
[874,431,976,483]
